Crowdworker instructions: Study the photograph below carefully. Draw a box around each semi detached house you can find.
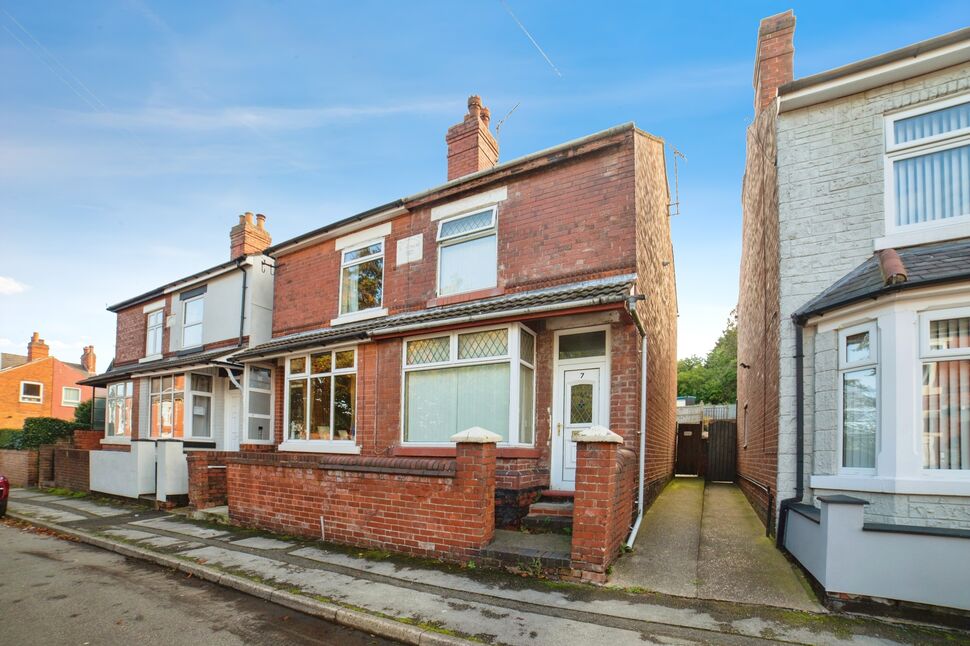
[83,97,678,580]
[738,12,970,612]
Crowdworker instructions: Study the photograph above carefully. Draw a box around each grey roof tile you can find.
[79,346,243,386]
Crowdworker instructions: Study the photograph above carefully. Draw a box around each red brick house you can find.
[0,332,98,428]
[213,97,678,578]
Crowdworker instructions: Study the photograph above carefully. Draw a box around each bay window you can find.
[245,365,274,442]
[403,324,536,445]
[437,208,497,296]
[105,382,133,438]
[839,323,878,471]
[339,241,384,316]
[150,374,185,438]
[885,97,970,234]
[286,348,357,443]
[920,309,970,471]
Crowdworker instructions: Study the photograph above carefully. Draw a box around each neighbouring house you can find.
[79,213,275,504]
[209,96,678,580]
[0,332,98,428]
[738,11,970,612]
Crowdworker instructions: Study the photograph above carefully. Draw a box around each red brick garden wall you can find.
[52,448,90,492]
[187,451,231,509]
[0,449,38,487]
[225,443,496,560]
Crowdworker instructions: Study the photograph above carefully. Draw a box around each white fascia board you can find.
[334,222,392,251]
[780,41,970,113]
[430,186,508,222]
[162,259,250,295]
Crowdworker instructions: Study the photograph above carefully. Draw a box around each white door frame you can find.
[550,325,611,490]
[223,381,242,452]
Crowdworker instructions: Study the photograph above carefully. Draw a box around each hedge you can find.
[0,429,19,449]
[7,417,79,450]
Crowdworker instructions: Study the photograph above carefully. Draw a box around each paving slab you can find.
[230,536,294,550]
[129,517,230,539]
[44,497,129,517]
[8,501,87,524]
[611,476,704,596]
[698,484,819,611]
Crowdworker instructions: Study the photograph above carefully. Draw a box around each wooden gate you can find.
[675,423,702,475]
[706,420,737,482]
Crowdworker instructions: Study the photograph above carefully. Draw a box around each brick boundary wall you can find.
[0,449,38,487]
[187,451,233,509]
[569,442,638,583]
[52,447,91,492]
[73,430,105,451]
[224,442,496,561]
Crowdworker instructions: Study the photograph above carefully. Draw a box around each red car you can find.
[0,475,8,517]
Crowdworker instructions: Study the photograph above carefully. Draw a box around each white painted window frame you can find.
[149,374,184,438]
[104,381,133,439]
[243,364,275,444]
[181,294,205,349]
[146,309,164,357]
[61,386,81,407]
[19,381,43,404]
[186,372,213,440]
[281,345,360,454]
[336,238,386,320]
[400,323,536,447]
[435,206,498,298]
[881,94,970,244]
[836,321,879,475]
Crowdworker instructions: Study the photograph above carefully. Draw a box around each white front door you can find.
[551,367,601,490]
[224,387,242,451]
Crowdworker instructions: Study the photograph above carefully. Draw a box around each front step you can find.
[521,491,574,535]
[481,529,571,571]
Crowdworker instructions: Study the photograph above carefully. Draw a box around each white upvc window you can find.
[187,373,213,439]
[62,387,81,407]
[150,374,185,438]
[883,95,970,240]
[838,322,879,473]
[401,323,536,445]
[244,365,274,443]
[19,381,43,404]
[283,347,357,450]
[182,295,204,349]
[919,307,970,472]
[105,381,133,438]
[146,309,164,356]
[339,240,384,316]
[436,207,498,297]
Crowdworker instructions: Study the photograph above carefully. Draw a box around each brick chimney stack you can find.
[753,10,796,114]
[27,332,49,362]
[81,346,96,374]
[446,95,499,181]
[230,212,272,259]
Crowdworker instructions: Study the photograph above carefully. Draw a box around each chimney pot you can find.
[27,332,49,362]
[256,213,266,230]
[81,345,97,374]
[230,212,272,258]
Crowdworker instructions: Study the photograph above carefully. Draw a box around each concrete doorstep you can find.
[5,489,966,646]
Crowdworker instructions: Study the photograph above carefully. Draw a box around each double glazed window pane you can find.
[340,257,383,314]
[147,310,163,355]
[558,331,606,360]
[894,102,970,144]
[439,235,497,296]
[922,360,970,470]
[843,368,877,469]
[183,298,204,347]
[192,395,211,438]
[519,365,535,444]
[844,331,870,364]
[287,380,307,440]
[249,367,272,391]
[893,145,970,227]
[439,210,493,239]
[404,364,509,442]
[458,329,507,359]
[309,376,331,440]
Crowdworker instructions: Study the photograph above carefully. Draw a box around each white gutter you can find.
[626,331,648,549]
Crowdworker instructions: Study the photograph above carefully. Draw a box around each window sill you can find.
[811,474,970,496]
[139,354,163,364]
[18,400,42,405]
[100,436,131,446]
[392,445,539,458]
[427,287,504,309]
[330,308,388,327]
[874,220,970,250]
[278,441,361,455]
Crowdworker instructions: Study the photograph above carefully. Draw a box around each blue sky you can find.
[1,1,967,368]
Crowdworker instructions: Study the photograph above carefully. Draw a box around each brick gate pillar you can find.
[451,427,501,549]
[570,425,624,582]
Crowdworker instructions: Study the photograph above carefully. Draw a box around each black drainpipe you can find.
[776,316,806,549]
[237,260,248,347]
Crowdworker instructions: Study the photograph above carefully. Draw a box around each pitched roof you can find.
[78,346,244,387]
[0,353,27,370]
[235,274,637,360]
[794,238,970,322]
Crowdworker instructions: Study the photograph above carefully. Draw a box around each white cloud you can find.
[0,276,28,295]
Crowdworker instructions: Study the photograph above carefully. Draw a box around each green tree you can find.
[678,314,737,404]
[74,399,93,429]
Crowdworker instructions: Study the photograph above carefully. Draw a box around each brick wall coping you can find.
[571,426,623,443]
[223,451,458,478]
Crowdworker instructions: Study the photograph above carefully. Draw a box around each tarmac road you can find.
[0,520,398,645]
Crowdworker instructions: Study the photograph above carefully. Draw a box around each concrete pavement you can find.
[6,488,964,645]
[611,477,819,611]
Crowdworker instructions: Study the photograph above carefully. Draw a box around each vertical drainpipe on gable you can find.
[625,294,648,548]
[776,316,806,549]
[237,260,248,347]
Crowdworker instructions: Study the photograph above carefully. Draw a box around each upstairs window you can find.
[62,387,81,407]
[437,208,497,296]
[886,97,970,232]
[146,309,164,356]
[839,323,878,471]
[339,240,384,316]
[19,381,42,404]
[920,308,970,471]
[182,295,204,348]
